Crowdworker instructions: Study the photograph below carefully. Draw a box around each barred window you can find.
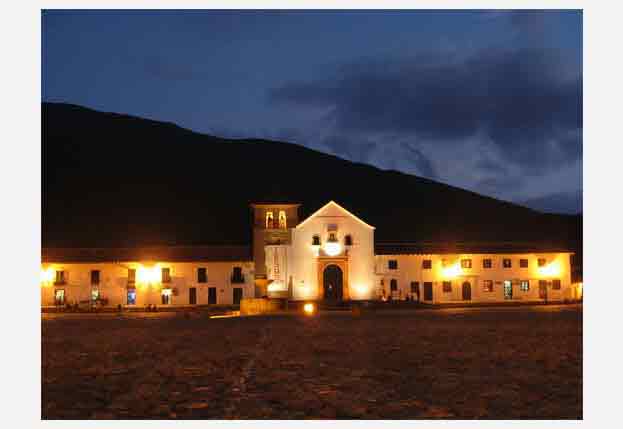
[410,281,419,294]
[90,270,100,285]
[197,267,207,283]
[388,260,398,270]
[461,259,472,269]
[483,259,492,269]
[483,280,494,292]
[552,279,561,290]
[520,259,528,268]
[442,281,452,293]
[503,258,512,268]
[422,259,432,269]
[161,267,171,283]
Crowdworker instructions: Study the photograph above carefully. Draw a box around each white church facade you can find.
[41,201,579,308]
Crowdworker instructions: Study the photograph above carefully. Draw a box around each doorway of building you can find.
[423,282,433,301]
[539,280,548,300]
[462,281,472,300]
[323,264,343,301]
[208,287,217,305]
[504,280,513,300]
[189,287,197,305]
[233,287,243,305]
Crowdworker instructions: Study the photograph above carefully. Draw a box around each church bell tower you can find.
[250,203,300,297]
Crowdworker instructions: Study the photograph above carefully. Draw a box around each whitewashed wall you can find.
[375,252,574,303]
[40,261,254,307]
[289,202,375,300]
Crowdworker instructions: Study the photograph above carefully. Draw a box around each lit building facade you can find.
[41,201,577,307]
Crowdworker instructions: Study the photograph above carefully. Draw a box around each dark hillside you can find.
[42,102,581,256]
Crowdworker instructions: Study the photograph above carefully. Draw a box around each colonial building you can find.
[41,201,578,307]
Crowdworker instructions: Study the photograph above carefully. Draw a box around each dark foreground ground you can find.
[42,304,582,419]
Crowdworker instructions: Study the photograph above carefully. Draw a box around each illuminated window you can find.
[552,279,561,290]
[328,232,337,242]
[54,270,66,285]
[127,288,136,305]
[520,259,529,268]
[461,259,472,269]
[90,270,100,285]
[442,281,452,293]
[91,288,99,302]
[161,267,171,283]
[483,259,492,269]
[344,235,352,246]
[520,280,530,291]
[265,211,274,229]
[161,288,172,305]
[422,259,432,269]
[503,258,512,268]
[278,210,287,229]
[54,289,65,306]
[388,260,398,270]
[483,280,494,292]
[197,267,207,283]
[538,258,547,267]
[128,269,136,284]
[390,279,398,291]
[312,235,321,246]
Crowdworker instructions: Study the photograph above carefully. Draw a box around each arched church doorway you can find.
[462,281,472,301]
[323,264,343,301]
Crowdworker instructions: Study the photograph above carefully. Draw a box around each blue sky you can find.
[42,10,582,213]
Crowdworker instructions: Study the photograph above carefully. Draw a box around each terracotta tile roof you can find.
[375,242,574,255]
[42,245,252,263]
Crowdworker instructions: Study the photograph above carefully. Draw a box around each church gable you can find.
[296,200,375,230]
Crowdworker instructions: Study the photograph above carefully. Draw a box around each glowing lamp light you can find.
[324,241,342,257]
[538,262,561,277]
[40,267,54,285]
[355,284,370,296]
[577,282,583,299]
[303,302,316,315]
[137,264,161,284]
[441,262,462,279]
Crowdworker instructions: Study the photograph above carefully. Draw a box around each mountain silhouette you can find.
[42,102,581,261]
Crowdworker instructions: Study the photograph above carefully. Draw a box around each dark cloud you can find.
[400,142,437,179]
[268,46,582,173]
[520,189,582,214]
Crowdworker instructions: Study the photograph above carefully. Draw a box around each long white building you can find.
[41,201,580,308]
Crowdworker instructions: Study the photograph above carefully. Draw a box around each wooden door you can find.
[233,288,243,305]
[189,287,197,305]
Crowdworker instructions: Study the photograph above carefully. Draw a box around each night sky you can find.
[42,10,582,214]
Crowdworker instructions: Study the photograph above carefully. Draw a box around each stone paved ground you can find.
[42,304,582,419]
